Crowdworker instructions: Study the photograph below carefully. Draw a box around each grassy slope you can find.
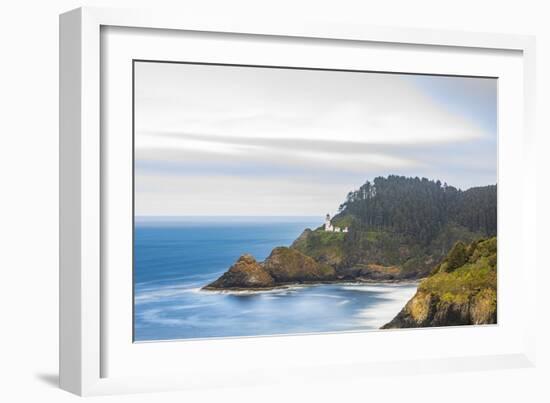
[291,230,346,266]
[420,237,497,304]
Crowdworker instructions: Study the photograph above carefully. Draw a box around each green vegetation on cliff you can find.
[421,237,497,304]
[382,237,497,328]
[291,229,345,266]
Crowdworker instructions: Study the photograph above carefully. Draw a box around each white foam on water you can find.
[136,281,420,335]
[340,282,418,293]
[199,285,307,296]
[134,285,204,304]
[164,302,219,311]
[353,283,418,328]
[306,293,347,299]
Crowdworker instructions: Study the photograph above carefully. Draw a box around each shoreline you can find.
[201,278,422,293]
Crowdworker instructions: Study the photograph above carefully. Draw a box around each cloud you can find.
[133,62,497,216]
[135,64,490,147]
[135,131,423,179]
[136,133,262,156]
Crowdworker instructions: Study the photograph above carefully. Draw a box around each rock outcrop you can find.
[264,247,336,283]
[203,247,336,290]
[382,237,497,328]
[203,254,274,290]
[336,263,403,281]
[381,288,497,328]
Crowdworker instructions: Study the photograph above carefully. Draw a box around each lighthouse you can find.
[324,213,348,233]
[324,214,334,232]
[324,214,333,232]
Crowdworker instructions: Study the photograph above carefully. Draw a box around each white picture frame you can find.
[59,6,537,396]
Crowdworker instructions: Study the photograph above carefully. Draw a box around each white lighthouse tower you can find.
[324,214,334,232]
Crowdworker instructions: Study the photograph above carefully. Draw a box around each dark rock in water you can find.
[202,247,337,290]
[263,247,336,283]
[203,254,274,290]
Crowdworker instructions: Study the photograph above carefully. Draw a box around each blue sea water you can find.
[134,217,417,341]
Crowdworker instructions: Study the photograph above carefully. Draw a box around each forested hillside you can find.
[293,176,497,279]
[336,175,496,243]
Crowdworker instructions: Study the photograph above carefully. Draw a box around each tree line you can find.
[337,175,497,244]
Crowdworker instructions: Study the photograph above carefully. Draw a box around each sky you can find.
[134,61,497,217]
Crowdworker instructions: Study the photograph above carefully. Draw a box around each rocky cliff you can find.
[263,247,336,283]
[382,237,497,328]
[203,254,275,289]
[203,176,497,290]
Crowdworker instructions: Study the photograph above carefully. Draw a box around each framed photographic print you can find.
[132,61,498,342]
[60,7,537,396]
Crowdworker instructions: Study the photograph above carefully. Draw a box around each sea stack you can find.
[203,254,275,290]
[203,247,337,290]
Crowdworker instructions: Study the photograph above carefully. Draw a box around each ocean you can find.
[134,217,417,341]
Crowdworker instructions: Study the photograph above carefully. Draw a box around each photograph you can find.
[133,61,497,342]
